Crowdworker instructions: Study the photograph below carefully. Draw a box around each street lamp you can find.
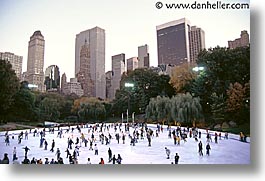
[192,66,204,72]
[125,82,134,123]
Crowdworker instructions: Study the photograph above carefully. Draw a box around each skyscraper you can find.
[75,27,106,99]
[0,52,23,80]
[189,26,205,63]
[127,57,138,71]
[110,53,126,99]
[156,18,205,66]
[44,65,60,92]
[26,30,45,92]
[76,40,93,97]
[138,44,150,68]
[157,18,191,66]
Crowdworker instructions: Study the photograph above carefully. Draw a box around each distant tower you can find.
[189,26,205,63]
[44,65,60,92]
[127,57,138,71]
[26,30,45,91]
[75,27,106,99]
[61,73,67,94]
[138,44,149,68]
[110,53,126,99]
[77,39,93,97]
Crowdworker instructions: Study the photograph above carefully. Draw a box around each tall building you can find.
[228,30,250,49]
[76,40,93,97]
[0,52,23,80]
[189,26,205,63]
[44,65,60,92]
[26,30,45,92]
[138,44,150,68]
[61,73,67,94]
[105,70,113,100]
[110,53,126,99]
[127,57,138,71]
[75,27,106,99]
[156,18,205,66]
[157,18,191,66]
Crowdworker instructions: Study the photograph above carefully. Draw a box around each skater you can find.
[22,146,30,157]
[50,139,55,152]
[174,153,180,164]
[108,148,112,162]
[116,154,122,164]
[55,148,61,160]
[206,143,211,156]
[165,147,171,159]
[22,156,30,164]
[112,155,116,164]
[99,157,105,164]
[12,147,17,161]
[198,141,203,156]
[0,153,9,164]
[44,139,48,150]
[87,158,91,164]
[94,144,98,155]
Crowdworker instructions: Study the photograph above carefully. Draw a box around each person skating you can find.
[55,148,61,160]
[22,156,30,164]
[198,141,203,156]
[12,147,17,161]
[116,154,122,164]
[112,155,116,164]
[94,144,98,155]
[206,143,211,156]
[0,153,9,164]
[174,153,180,164]
[22,146,30,157]
[87,158,91,164]
[165,147,171,159]
[108,147,112,162]
[99,157,104,164]
[50,139,55,152]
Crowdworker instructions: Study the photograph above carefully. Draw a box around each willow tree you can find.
[171,93,203,125]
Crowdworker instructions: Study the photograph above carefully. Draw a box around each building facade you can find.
[127,57,138,71]
[76,40,93,97]
[110,53,126,99]
[63,78,84,97]
[157,18,191,66]
[44,65,60,92]
[75,27,106,99]
[189,26,205,63]
[228,30,250,49]
[105,70,113,100]
[156,18,205,66]
[26,30,45,92]
[0,52,23,80]
[138,44,149,68]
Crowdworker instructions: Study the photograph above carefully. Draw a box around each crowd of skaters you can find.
[0,122,237,164]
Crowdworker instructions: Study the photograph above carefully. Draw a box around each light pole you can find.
[125,82,134,123]
[132,112,135,125]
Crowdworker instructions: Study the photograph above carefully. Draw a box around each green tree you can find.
[113,68,175,116]
[0,59,20,121]
[190,46,250,122]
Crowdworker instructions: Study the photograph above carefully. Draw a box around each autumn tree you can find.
[170,62,197,93]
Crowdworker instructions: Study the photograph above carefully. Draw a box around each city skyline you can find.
[0,0,250,81]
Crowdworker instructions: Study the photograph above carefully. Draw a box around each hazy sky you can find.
[0,0,250,80]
